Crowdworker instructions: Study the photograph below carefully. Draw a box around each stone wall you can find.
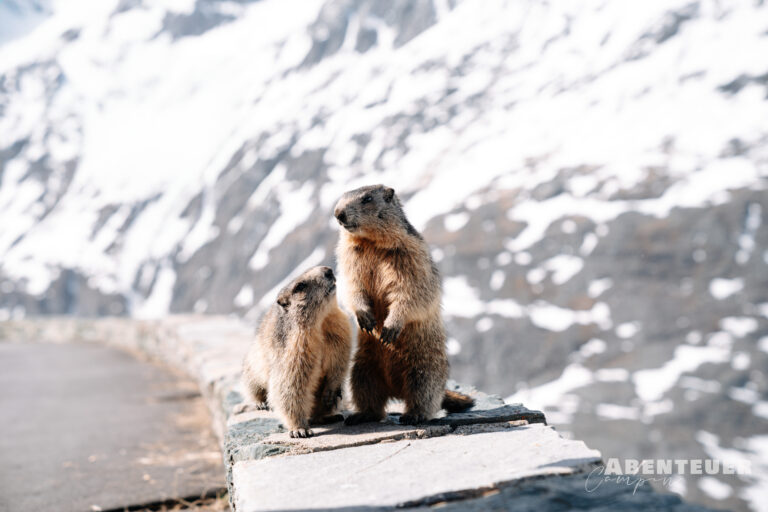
[0,316,717,511]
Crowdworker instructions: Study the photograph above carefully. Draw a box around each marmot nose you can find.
[322,267,334,280]
[335,210,347,225]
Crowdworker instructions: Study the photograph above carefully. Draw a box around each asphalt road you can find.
[0,342,225,512]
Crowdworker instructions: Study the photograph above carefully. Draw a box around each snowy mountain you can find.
[1,0,767,509]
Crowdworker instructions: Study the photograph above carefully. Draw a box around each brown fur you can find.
[241,266,352,438]
[334,185,474,425]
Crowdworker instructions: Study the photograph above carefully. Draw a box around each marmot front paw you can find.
[289,428,314,438]
[380,324,401,344]
[344,411,383,425]
[355,310,376,334]
[399,412,428,425]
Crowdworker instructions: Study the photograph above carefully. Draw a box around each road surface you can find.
[0,342,225,512]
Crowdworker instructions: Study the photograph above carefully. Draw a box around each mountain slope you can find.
[1,0,767,509]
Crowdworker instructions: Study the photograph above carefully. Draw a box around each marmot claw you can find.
[289,428,314,438]
[356,310,376,334]
[380,325,401,344]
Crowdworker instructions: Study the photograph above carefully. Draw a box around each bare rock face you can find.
[1,1,767,510]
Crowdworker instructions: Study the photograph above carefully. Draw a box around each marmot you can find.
[241,266,352,438]
[334,184,474,425]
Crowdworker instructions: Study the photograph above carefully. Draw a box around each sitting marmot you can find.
[241,266,351,437]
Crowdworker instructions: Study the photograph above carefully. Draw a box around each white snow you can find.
[578,338,606,359]
[580,232,598,256]
[633,344,731,402]
[446,337,461,355]
[442,276,486,317]
[616,322,641,339]
[256,247,326,311]
[494,251,513,266]
[444,275,610,331]
[506,363,594,424]
[587,278,613,298]
[731,352,751,371]
[249,181,316,270]
[667,475,687,497]
[514,252,532,265]
[475,317,494,332]
[234,284,254,308]
[443,212,470,232]
[596,403,640,421]
[546,255,585,285]
[526,267,546,285]
[2,0,767,316]
[729,386,759,405]
[595,368,629,382]
[697,431,768,512]
[525,255,584,285]
[679,377,721,394]
[709,278,744,300]
[698,477,733,500]
[134,264,176,319]
[686,331,703,344]
[719,316,759,338]
[736,203,762,265]
[489,270,505,291]
[560,219,577,234]
[528,301,612,332]
[754,402,768,421]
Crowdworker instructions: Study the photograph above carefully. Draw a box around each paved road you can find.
[0,342,225,512]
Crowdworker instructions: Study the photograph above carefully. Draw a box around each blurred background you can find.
[0,0,767,510]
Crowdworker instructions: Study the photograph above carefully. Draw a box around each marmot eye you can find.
[293,282,307,293]
[361,195,373,204]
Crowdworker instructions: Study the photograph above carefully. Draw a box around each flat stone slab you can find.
[225,399,545,458]
[232,423,601,511]
[262,420,453,452]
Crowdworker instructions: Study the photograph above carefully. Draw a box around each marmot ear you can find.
[383,187,395,203]
[276,291,290,309]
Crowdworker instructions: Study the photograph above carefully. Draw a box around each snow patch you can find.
[587,278,613,298]
[709,278,744,299]
[250,181,316,270]
[134,264,176,319]
[616,322,641,339]
[578,338,606,358]
[525,254,584,286]
[596,403,640,421]
[446,337,461,356]
[528,301,612,332]
[633,345,731,402]
[443,212,469,232]
[699,477,733,501]
[719,317,759,338]
[234,284,254,308]
[506,363,594,424]
[489,270,505,291]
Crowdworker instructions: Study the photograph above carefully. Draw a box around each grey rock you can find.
[232,423,601,512]
[423,471,721,512]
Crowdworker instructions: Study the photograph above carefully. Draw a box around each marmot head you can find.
[333,184,410,240]
[275,266,337,325]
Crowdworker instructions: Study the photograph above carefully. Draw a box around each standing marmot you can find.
[334,184,474,425]
[241,266,352,438]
